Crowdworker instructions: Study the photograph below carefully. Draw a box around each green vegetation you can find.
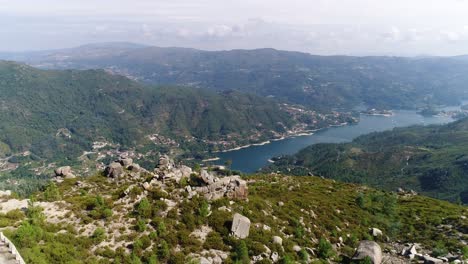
[0,60,303,194]
[2,173,465,263]
[264,118,468,203]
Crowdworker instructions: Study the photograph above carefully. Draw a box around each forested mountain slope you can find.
[263,118,468,203]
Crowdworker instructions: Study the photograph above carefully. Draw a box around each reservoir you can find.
[216,110,455,173]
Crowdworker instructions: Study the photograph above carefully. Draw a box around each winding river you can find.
[215,110,456,173]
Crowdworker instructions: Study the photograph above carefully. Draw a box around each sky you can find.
[2,0,468,56]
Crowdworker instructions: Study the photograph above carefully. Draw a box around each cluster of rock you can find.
[399,243,464,263]
[104,157,141,178]
[155,155,192,183]
[193,170,248,200]
[54,166,76,179]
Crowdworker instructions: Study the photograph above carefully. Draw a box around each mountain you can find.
[0,157,466,263]
[263,118,468,203]
[0,60,334,194]
[4,43,468,110]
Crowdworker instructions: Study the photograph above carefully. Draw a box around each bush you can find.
[234,240,249,264]
[317,238,334,259]
[137,198,152,219]
[91,227,106,243]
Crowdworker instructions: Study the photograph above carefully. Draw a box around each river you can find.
[215,110,456,173]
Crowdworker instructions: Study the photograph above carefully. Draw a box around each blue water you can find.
[215,110,455,173]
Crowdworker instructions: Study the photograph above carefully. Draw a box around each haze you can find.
[2,0,468,56]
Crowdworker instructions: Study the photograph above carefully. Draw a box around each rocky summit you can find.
[0,155,465,263]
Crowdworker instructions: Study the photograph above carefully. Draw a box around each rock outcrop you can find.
[231,213,250,239]
[54,166,75,178]
[105,162,124,178]
[352,240,382,264]
[195,170,248,200]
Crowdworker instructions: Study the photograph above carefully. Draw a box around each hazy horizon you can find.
[3,0,468,56]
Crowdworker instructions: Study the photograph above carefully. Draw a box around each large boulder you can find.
[54,166,75,178]
[352,241,382,264]
[119,157,133,167]
[231,213,250,239]
[105,162,124,178]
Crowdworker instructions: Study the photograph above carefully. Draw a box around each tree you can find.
[235,240,249,264]
[137,198,152,218]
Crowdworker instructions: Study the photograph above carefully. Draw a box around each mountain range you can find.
[3,42,468,111]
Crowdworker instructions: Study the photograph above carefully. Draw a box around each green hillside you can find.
[0,161,466,264]
[0,61,313,194]
[263,118,468,203]
[0,60,298,158]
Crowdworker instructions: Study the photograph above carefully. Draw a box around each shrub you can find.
[137,198,152,219]
[91,227,106,243]
[235,240,249,264]
[317,238,334,259]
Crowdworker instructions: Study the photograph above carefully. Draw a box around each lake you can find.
[215,110,455,173]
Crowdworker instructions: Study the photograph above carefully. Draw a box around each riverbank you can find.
[216,110,455,173]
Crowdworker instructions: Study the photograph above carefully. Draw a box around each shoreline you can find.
[213,124,351,154]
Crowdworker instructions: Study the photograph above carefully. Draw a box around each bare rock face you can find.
[105,162,124,178]
[54,166,76,178]
[231,213,250,239]
[352,240,382,264]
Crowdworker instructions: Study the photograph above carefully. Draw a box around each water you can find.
[215,110,456,173]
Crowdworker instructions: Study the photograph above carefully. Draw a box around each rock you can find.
[352,240,382,264]
[198,257,211,264]
[272,236,283,245]
[293,245,301,252]
[218,206,231,212]
[105,162,124,178]
[264,245,271,254]
[119,157,133,167]
[423,255,443,264]
[0,190,11,196]
[278,201,284,206]
[142,182,151,191]
[212,255,222,264]
[54,166,76,178]
[201,170,217,184]
[408,245,418,256]
[231,213,250,239]
[195,175,248,200]
[129,163,140,172]
[271,252,279,262]
[157,155,175,170]
[370,228,383,237]
[179,165,192,179]
[263,224,271,231]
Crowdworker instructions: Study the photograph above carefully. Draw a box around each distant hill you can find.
[4,43,468,110]
[263,118,468,203]
[0,60,298,161]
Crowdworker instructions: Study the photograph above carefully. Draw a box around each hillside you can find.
[5,43,468,110]
[263,118,468,203]
[0,61,353,194]
[0,156,465,264]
